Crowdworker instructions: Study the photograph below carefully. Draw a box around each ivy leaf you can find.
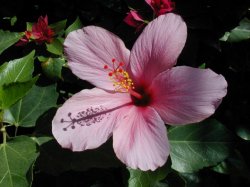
[0,77,38,109]
[46,38,63,55]
[220,18,250,42]
[49,20,67,36]
[40,57,66,79]
[0,51,35,86]
[128,164,170,187]
[211,150,250,178]
[168,119,233,173]
[3,84,58,127]
[0,136,38,187]
[0,30,22,55]
[65,17,83,36]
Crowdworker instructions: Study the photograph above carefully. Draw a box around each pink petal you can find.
[130,10,144,22]
[150,66,227,125]
[52,88,132,151]
[113,106,169,171]
[129,13,187,85]
[145,0,153,8]
[64,26,130,90]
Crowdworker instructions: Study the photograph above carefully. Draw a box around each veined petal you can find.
[129,13,187,85]
[113,106,169,171]
[52,88,132,152]
[64,26,130,90]
[150,66,227,125]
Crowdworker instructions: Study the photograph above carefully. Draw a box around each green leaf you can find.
[49,19,67,36]
[31,136,53,146]
[0,136,38,187]
[0,51,35,86]
[220,18,250,42]
[3,16,17,26]
[211,150,250,178]
[46,38,63,55]
[128,165,170,187]
[0,30,22,55]
[0,77,38,109]
[65,17,83,36]
[40,57,66,79]
[3,84,58,127]
[10,16,17,26]
[199,63,206,69]
[236,126,250,140]
[168,119,233,173]
[26,22,32,31]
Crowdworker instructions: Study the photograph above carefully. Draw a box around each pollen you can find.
[104,58,135,92]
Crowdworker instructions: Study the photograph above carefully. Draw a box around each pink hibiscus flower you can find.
[52,13,227,171]
[124,0,175,30]
[124,10,146,32]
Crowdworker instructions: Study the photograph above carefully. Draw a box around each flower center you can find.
[131,86,152,106]
[104,59,152,106]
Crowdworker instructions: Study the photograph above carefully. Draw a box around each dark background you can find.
[1,0,250,186]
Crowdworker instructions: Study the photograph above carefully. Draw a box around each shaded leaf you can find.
[220,18,250,42]
[128,164,170,187]
[31,136,53,146]
[212,150,250,178]
[65,17,83,36]
[0,30,22,55]
[236,126,250,140]
[169,119,233,173]
[3,84,58,127]
[0,136,38,187]
[40,57,65,79]
[49,20,67,36]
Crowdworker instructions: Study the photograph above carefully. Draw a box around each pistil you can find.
[104,58,142,99]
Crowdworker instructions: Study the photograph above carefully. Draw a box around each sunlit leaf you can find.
[0,136,38,187]
[46,38,63,55]
[26,22,32,31]
[0,77,37,109]
[0,30,23,55]
[65,17,83,36]
[3,84,58,127]
[169,119,233,172]
[220,18,250,42]
[0,51,35,86]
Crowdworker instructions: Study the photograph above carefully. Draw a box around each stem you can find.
[1,125,7,144]
[129,89,142,99]
[15,126,18,137]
